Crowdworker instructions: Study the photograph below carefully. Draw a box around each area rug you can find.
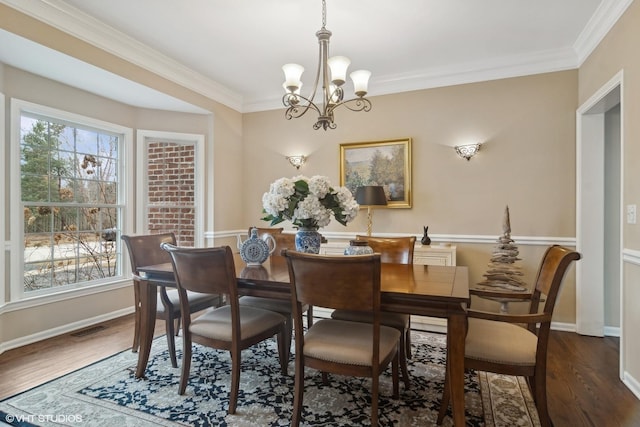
[0,331,540,426]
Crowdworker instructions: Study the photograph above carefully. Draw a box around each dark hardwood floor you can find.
[546,331,640,427]
[1,315,638,426]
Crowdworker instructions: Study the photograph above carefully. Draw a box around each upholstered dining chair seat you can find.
[331,234,416,389]
[437,245,581,427]
[161,244,288,415]
[189,306,286,342]
[238,231,313,368]
[122,233,218,370]
[304,320,400,366]
[156,289,213,315]
[284,250,400,426]
[465,318,538,366]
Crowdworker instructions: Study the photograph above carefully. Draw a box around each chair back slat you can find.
[162,244,238,299]
[249,227,284,241]
[529,245,581,317]
[356,235,416,264]
[273,233,296,256]
[284,251,381,312]
[122,233,176,272]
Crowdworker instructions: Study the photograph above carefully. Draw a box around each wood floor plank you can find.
[1,317,638,426]
[546,331,640,427]
[0,314,164,400]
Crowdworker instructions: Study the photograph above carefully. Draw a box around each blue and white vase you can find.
[344,240,374,255]
[237,227,275,265]
[295,227,322,254]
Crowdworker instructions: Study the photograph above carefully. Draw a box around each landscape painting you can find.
[340,138,412,208]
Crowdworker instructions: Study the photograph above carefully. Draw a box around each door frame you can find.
[576,70,624,376]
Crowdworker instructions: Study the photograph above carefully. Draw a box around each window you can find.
[137,130,204,247]
[13,100,130,296]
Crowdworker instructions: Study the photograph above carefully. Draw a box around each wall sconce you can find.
[454,143,482,161]
[286,155,307,169]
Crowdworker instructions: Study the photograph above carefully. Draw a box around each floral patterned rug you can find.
[0,331,539,426]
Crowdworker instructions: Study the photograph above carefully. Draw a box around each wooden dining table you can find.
[135,252,470,426]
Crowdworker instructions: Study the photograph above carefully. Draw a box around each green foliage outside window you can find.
[21,116,122,292]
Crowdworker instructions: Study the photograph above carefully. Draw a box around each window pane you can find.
[20,113,123,293]
[24,261,54,291]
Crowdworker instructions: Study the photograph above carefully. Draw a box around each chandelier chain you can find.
[322,0,326,29]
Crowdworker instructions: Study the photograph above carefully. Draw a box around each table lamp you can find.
[355,186,387,236]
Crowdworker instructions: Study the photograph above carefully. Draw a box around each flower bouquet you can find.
[262,175,359,229]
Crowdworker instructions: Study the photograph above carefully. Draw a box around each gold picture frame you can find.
[340,137,412,208]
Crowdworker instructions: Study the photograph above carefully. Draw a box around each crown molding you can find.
[2,0,630,114]
[573,0,635,65]
[244,47,579,113]
[1,0,244,112]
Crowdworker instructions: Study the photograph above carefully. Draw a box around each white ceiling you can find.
[0,0,633,114]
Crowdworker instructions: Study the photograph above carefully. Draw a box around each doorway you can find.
[576,71,623,377]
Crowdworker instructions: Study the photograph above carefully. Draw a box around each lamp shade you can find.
[355,186,387,206]
[282,63,304,90]
[350,70,371,97]
[328,55,350,85]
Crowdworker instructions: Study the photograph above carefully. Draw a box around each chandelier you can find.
[281,0,372,130]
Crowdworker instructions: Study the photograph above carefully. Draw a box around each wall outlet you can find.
[627,204,637,224]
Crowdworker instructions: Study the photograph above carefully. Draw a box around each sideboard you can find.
[316,240,458,332]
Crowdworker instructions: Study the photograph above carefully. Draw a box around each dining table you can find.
[135,251,470,426]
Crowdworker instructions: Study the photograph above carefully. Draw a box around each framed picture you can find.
[340,138,412,208]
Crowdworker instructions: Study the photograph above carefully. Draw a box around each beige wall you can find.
[578,0,640,386]
[243,71,579,322]
[243,72,578,237]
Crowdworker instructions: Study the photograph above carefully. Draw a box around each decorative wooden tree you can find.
[474,205,527,312]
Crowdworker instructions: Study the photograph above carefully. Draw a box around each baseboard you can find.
[604,326,621,337]
[550,321,577,332]
[623,371,640,400]
[410,316,447,334]
[0,307,134,356]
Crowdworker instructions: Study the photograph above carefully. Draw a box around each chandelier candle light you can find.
[282,0,372,130]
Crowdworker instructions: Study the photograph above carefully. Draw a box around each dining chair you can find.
[437,245,581,427]
[331,234,416,388]
[248,226,283,240]
[239,231,314,365]
[161,243,288,414]
[283,250,400,427]
[121,233,219,368]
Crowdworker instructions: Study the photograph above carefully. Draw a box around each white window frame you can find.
[136,130,205,247]
[9,99,134,301]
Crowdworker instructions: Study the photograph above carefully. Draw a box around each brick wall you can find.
[146,142,196,246]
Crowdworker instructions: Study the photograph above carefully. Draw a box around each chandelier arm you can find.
[333,97,373,113]
[282,93,322,119]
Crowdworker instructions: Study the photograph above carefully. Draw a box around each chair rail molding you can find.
[205,230,576,247]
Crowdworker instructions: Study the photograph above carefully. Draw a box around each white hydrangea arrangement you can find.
[262,175,359,229]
